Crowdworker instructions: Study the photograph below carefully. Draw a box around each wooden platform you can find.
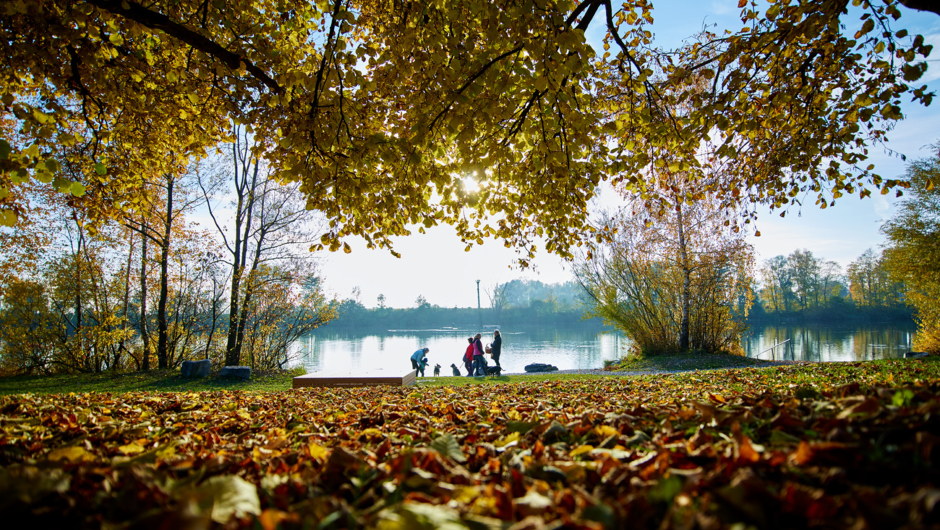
[292,369,417,389]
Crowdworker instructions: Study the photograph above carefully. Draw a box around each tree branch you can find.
[898,0,940,16]
[83,0,282,93]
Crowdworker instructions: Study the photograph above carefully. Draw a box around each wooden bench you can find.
[292,369,417,389]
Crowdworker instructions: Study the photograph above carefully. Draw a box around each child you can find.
[410,347,430,377]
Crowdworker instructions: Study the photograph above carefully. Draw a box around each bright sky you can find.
[318,1,940,309]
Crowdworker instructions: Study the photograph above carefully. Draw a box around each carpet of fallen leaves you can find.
[2,360,939,529]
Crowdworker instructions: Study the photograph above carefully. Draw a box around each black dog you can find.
[450,364,461,376]
[479,357,501,376]
[433,364,441,377]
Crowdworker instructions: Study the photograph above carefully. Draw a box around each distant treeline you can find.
[324,279,606,330]
[324,247,920,332]
[748,248,914,325]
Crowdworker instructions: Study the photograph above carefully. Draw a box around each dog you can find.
[433,364,441,377]
[450,363,461,376]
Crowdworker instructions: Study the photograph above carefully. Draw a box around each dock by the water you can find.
[292,369,417,389]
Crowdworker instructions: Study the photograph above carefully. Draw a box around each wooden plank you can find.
[292,369,418,389]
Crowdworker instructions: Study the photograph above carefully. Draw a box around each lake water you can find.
[741,324,917,362]
[297,324,917,374]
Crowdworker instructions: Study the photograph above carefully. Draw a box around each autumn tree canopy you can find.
[0,0,934,261]
[882,147,940,353]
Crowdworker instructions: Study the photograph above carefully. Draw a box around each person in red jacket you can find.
[463,337,475,376]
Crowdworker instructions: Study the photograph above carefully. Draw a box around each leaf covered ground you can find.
[1,359,939,529]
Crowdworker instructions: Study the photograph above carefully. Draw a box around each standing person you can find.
[410,347,430,377]
[490,329,502,369]
[472,333,486,376]
[463,337,475,377]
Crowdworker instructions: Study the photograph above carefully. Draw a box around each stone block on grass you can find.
[180,359,212,378]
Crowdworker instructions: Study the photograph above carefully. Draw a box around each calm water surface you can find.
[298,324,916,374]
[742,324,916,362]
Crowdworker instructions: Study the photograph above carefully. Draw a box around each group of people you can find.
[409,329,502,377]
[462,330,501,377]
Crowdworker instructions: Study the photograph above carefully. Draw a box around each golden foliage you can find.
[0,0,933,261]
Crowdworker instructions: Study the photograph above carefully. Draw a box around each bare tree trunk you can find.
[233,242,263,366]
[156,176,174,369]
[675,200,691,352]
[224,151,259,366]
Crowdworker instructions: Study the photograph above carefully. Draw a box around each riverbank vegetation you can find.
[0,357,936,528]
[0,146,334,377]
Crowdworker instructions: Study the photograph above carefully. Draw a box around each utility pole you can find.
[476,279,482,330]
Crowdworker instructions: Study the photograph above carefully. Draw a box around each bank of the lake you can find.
[0,352,919,396]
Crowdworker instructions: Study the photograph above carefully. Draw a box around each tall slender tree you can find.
[202,127,324,366]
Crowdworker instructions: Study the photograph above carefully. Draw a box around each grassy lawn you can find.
[0,354,933,396]
[0,352,929,395]
[0,367,618,395]
[0,368,305,395]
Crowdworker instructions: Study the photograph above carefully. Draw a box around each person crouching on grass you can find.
[411,347,430,377]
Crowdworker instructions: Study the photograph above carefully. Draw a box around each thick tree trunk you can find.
[74,225,85,369]
[205,278,219,360]
[156,177,174,369]
[140,229,150,371]
[225,267,243,365]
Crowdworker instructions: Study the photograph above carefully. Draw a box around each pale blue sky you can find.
[319,1,940,309]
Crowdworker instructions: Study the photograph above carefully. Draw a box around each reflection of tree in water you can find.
[301,334,322,372]
[853,329,874,361]
[745,325,913,362]
[799,330,819,362]
[852,327,915,360]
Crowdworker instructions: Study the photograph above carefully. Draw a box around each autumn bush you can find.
[914,326,940,356]
[577,188,754,357]
[0,278,59,374]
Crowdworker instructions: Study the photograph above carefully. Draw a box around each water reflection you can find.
[297,328,626,374]
[742,325,916,362]
[296,324,916,373]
